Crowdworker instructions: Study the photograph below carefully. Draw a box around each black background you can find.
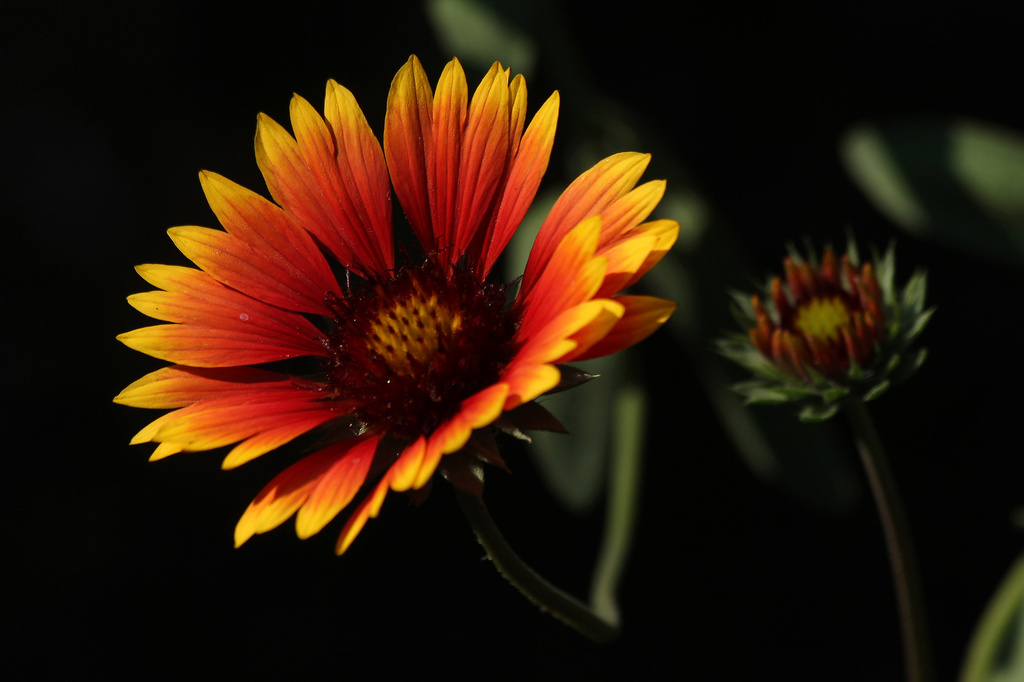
[6,1,1023,679]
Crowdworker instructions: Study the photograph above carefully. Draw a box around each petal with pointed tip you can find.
[383,55,435,250]
[115,365,313,409]
[197,171,341,314]
[452,62,509,257]
[575,295,677,360]
[521,153,650,297]
[295,436,378,539]
[428,58,468,253]
[476,91,559,278]
[335,474,392,554]
[235,435,380,548]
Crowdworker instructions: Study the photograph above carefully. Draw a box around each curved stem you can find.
[845,397,933,682]
[455,489,620,643]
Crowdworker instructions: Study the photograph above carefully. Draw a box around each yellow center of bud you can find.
[367,288,462,378]
[793,296,850,342]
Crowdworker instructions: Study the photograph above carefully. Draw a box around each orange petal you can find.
[168,224,333,317]
[557,298,626,363]
[255,112,360,274]
[383,55,435,250]
[516,216,606,338]
[292,86,393,275]
[451,62,510,258]
[513,298,620,368]
[118,324,324,368]
[594,232,659,299]
[507,74,528,158]
[335,473,392,555]
[475,91,559,278]
[501,363,561,410]
[596,179,666,246]
[197,171,341,315]
[388,436,427,492]
[295,436,378,539]
[429,58,468,253]
[521,153,650,297]
[120,264,325,366]
[147,393,347,465]
[615,219,679,291]
[235,435,379,547]
[575,295,676,360]
[412,382,510,489]
[115,365,310,409]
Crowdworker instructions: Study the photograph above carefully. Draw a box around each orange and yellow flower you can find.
[116,56,677,554]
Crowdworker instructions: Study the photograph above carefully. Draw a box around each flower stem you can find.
[844,397,933,682]
[455,489,620,643]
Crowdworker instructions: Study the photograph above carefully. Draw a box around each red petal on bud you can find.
[770,277,792,324]
[804,334,828,368]
[821,248,839,287]
[783,258,804,300]
[773,330,810,380]
[861,263,882,313]
[750,327,770,356]
[750,295,775,355]
[841,326,861,368]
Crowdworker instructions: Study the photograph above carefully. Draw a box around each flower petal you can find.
[140,390,349,468]
[115,365,310,409]
[235,434,380,547]
[597,179,666,245]
[384,55,436,251]
[515,216,607,338]
[429,58,468,253]
[322,80,394,272]
[520,152,650,298]
[388,436,427,493]
[335,473,392,555]
[574,295,677,360]
[474,90,559,279]
[614,219,679,292]
[119,264,324,367]
[295,436,378,539]
[194,171,341,315]
[557,298,626,363]
[594,232,660,299]
[294,86,393,274]
[411,382,510,490]
[501,364,561,411]
[451,62,510,258]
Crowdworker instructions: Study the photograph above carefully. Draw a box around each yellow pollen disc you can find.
[793,296,851,342]
[367,291,462,377]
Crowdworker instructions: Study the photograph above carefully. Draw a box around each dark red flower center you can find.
[321,257,519,440]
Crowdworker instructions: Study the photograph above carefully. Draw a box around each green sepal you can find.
[799,402,841,422]
[862,379,891,402]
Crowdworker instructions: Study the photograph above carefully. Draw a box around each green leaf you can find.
[841,119,1024,267]
[961,555,1024,682]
